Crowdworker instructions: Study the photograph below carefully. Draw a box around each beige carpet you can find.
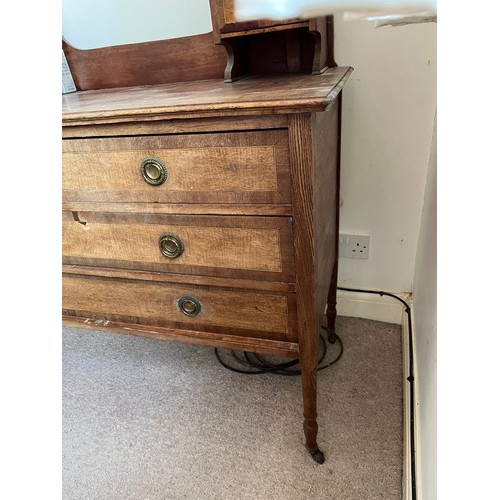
[62,316,403,500]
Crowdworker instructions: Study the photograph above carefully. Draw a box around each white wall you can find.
[334,19,437,494]
[412,114,436,500]
[334,18,436,292]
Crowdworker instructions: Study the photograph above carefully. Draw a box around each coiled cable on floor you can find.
[214,326,343,376]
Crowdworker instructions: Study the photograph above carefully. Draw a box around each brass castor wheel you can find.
[307,446,325,464]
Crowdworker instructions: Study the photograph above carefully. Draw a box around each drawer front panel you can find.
[63,275,297,342]
[62,130,290,204]
[62,212,294,282]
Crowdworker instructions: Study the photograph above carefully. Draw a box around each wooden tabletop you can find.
[62,66,353,126]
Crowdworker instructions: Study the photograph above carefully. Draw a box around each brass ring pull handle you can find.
[158,233,184,259]
[140,157,167,186]
[178,296,201,317]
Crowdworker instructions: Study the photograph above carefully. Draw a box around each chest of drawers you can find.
[62,66,352,462]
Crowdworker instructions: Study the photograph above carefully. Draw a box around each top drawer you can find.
[62,130,290,205]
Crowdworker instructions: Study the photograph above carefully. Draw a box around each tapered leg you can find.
[300,348,325,464]
[299,310,325,464]
[288,113,326,464]
[326,256,339,339]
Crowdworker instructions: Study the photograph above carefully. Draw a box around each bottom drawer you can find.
[62,274,297,343]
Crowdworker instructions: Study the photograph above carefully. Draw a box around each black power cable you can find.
[214,326,343,376]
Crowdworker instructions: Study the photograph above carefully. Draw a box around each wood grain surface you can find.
[313,99,340,322]
[63,34,227,91]
[63,274,297,342]
[62,67,353,125]
[62,264,296,293]
[288,112,320,453]
[62,202,292,217]
[209,0,304,37]
[62,115,288,139]
[63,212,294,281]
[63,130,290,205]
[63,315,299,358]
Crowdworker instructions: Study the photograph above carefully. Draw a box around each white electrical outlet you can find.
[339,233,370,259]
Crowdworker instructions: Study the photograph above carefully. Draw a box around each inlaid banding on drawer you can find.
[62,212,294,282]
[63,275,298,343]
[62,130,290,204]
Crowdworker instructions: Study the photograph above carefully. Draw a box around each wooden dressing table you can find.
[62,3,352,463]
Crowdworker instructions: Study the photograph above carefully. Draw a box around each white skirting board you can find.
[336,289,410,324]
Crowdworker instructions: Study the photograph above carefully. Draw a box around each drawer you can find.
[62,212,294,282]
[62,274,298,343]
[62,130,290,205]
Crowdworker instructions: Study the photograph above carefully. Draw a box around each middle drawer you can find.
[63,212,294,282]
